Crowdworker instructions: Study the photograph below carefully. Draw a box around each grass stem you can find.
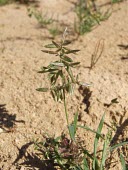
[63,91,69,127]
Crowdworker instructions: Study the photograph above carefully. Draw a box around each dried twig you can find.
[90,39,104,69]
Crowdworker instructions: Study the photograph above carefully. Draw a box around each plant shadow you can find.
[110,118,128,145]
[20,155,57,170]
[0,104,25,130]
[78,86,92,114]
[118,44,128,60]
[13,142,57,170]
[17,0,39,6]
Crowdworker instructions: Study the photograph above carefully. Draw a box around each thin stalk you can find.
[63,94,73,140]
[63,90,69,126]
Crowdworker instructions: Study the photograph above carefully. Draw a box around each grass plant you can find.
[27,1,111,38]
[28,7,54,28]
[28,7,63,38]
[27,0,126,39]
[36,30,128,169]
[36,28,87,128]
[74,0,111,35]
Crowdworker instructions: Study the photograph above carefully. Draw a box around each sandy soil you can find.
[0,0,128,169]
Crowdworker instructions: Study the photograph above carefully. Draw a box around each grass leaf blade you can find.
[65,49,80,54]
[41,50,57,54]
[52,41,61,48]
[68,124,75,141]
[100,140,108,170]
[44,44,56,48]
[68,112,78,141]
[93,113,105,170]
[77,125,103,138]
[36,88,49,92]
[83,157,89,170]
[120,154,126,170]
[110,141,128,152]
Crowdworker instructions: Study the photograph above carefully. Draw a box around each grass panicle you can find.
[90,39,104,69]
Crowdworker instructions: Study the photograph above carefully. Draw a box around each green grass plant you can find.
[36,30,128,169]
[37,28,87,128]
[28,7,63,38]
[28,7,54,28]
[27,0,126,38]
[27,1,111,38]
[74,0,111,35]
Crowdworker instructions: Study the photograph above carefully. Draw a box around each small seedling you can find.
[28,7,63,38]
[28,7,54,28]
[48,26,62,38]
